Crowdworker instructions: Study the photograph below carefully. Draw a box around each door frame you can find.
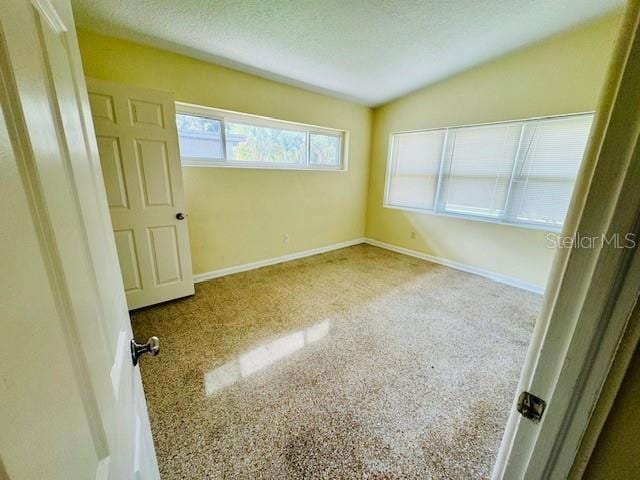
[493,1,640,478]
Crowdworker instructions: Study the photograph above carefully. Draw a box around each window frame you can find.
[175,102,348,171]
[383,112,594,232]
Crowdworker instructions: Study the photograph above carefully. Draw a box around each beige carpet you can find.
[132,244,541,479]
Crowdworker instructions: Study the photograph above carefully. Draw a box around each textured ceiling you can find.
[71,0,624,106]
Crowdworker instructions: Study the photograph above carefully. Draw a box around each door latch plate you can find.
[517,391,547,423]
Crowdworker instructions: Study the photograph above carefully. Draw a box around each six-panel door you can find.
[88,79,194,310]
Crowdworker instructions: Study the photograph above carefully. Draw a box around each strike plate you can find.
[517,391,547,423]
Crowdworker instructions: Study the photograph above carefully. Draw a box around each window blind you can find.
[386,130,445,210]
[508,115,593,226]
[384,112,594,230]
[441,123,523,217]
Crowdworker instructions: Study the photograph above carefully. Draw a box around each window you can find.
[309,132,342,167]
[176,114,223,162]
[176,103,347,170]
[385,112,594,230]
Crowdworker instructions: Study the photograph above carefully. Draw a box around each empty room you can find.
[2,0,640,479]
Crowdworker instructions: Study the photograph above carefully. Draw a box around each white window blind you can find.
[441,123,522,217]
[508,115,594,226]
[384,112,594,230]
[387,130,445,210]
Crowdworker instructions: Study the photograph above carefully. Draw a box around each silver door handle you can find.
[131,336,160,366]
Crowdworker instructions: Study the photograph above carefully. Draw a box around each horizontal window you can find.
[175,103,347,170]
[384,112,594,230]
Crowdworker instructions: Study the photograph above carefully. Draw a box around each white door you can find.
[0,1,160,479]
[87,78,194,310]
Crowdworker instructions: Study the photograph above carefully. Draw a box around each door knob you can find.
[131,336,160,366]
[176,212,185,220]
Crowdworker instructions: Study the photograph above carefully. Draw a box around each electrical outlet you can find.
[410,231,417,240]
[283,233,290,243]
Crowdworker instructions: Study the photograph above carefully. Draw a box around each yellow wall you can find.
[365,14,622,288]
[78,15,620,285]
[77,30,371,275]
[582,344,640,479]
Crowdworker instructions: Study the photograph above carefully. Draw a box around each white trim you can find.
[193,236,544,294]
[32,0,68,34]
[95,456,110,480]
[193,238,366,283]
[387,110,595,137]
[364,238,545,294]
[176,102,346,134]
[182,160,347,172]
[383,203,560,232]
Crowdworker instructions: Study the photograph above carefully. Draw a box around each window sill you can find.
[181,158,346,172]
[383,203,561,232]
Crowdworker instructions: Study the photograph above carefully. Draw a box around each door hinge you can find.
[517,391,547,423]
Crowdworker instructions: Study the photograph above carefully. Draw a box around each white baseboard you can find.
[364,238,545,294]
[193,238,366,283]
[192,236,544,294]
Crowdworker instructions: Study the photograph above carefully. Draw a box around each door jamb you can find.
[493,1,640,478]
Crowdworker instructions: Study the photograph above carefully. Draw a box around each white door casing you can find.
[0,1,159,479]
[493,2,640,479]
[87,78,194,310]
